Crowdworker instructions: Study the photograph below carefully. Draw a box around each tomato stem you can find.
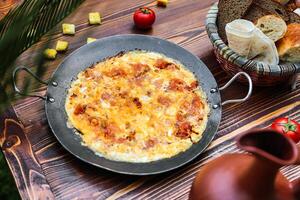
[140,8,151,14]
[277,122,296,132]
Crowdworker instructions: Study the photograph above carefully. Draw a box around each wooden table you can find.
[1,0,300,199]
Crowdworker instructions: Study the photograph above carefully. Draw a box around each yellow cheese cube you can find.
[157,0,168,7]
[55,40,69,52]
[44,49,57,59]
[62,23,75,35]
[87,37,97,44]
[89,12,101,25]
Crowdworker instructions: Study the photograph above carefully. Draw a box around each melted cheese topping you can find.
[65,51,209,163]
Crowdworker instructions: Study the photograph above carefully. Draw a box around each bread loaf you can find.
[277,23,300,63]
[289,11,300,23]
[217,0,253,42]
[243,4,272,22]
[286,1,298,12]
[253,0,289,21]
[273,0,290,5]
[243,0,289,22]
[256,15,287,41]
[217,0,300,43]
[287,0,300,22]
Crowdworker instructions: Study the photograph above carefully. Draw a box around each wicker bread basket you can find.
[205,3,300,87]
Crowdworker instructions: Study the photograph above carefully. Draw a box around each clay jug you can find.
[189,129,300,200]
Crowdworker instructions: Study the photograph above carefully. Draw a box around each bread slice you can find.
[243,4,272,22]
[243,0,290,23]
[217,0,253,42]
[252,0,289,22]
[256,15,287,42]
[286,1,298,12]
[273,0,290,5]
[289,11,300,23]
[277,23,300,63]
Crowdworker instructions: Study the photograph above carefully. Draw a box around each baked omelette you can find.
[65,50,209,163]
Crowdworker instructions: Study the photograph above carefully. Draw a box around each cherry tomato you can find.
[133,7,156,29]
[270,117,300,143]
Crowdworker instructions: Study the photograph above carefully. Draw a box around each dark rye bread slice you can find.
[288,12,300,23]
[217,0,253,42]
[243,0,289,22]
[243,4,272,23]
[253,0,289,21]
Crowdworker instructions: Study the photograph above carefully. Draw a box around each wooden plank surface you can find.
[1,0,300,199]
[0,0,20,19]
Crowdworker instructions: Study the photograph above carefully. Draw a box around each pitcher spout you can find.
[236,129,299,167]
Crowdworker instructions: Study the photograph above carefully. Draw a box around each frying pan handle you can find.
[217,72,253,107]
[13,66,53,102]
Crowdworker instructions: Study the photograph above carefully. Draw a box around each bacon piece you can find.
[74,104,86,115]
[70,93,78,98]
[153,79,164,89]
[134,76,146,87]
[89,117,99,126]
[126,131,136,141]
[186,81,198,91]
[103,123,120,139]
[133,97,142,109]
[145,139,156,149]
[86,105,97,111]
[104,68,127,78]
[175,122,193,139]
[125,122,131,129]
[101,92,111,100]
[119,91,128,98]
[181,100,191,110]
[167,63,179,70]
[132,63,150,77]
[179,96,204,120]
[84,68,102,80]
[176,112,186,122]
[84,68,94,78]
[190,96,204,120]
[101,92,117,106]
[192,96,203,109]
[115,131,136,143]
[157,95,172,106]
[155,59,179,70]
[168,78,187,92]
[155,59,168,69]
[110,100,117,106]
[116,138,127,143]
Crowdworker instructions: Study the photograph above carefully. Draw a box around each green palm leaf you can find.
[0,0,84,113]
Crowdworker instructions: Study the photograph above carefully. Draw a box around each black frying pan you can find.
[13,34,252,175]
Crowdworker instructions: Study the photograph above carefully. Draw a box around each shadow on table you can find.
[0,152,20,200]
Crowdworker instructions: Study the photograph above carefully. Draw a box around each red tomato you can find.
[133,7,156,29]
[270,117,300,143]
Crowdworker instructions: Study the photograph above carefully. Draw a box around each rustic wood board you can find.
[1,0,300,199]
[0,0,21,19]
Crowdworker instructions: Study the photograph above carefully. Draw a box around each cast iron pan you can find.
[13,34,252,175]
